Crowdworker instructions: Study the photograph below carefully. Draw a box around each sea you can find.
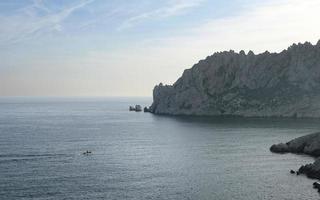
[1,97,320,200]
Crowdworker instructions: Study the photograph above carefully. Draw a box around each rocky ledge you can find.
[270,132,320,156]
[271,132,320,191]
[149,40,320,117]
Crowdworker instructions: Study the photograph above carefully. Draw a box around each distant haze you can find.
[1,0,320,96]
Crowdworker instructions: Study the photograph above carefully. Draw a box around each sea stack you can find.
[129,105,142,112]
[135,105,142,112]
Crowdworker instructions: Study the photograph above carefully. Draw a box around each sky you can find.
[1,0,320,97]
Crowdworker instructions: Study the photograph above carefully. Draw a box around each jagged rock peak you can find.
[150,39,320,117]
[247,50,255,56]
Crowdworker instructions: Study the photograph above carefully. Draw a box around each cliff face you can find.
[150,41,320,117]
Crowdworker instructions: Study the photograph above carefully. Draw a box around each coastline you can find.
[270,132,320,193]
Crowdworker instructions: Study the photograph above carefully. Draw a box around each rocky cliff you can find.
[150,40,320,117]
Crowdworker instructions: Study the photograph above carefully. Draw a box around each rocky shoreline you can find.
[270,132,320,192]
[270,132,320,156]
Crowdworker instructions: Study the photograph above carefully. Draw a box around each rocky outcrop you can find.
[150,40,320,117]
[270,143,290,153]
[144,107,151,112]
[299,159,320,179]
[270,132,320,156]
[271,132,320,191]
[129,105,142,112]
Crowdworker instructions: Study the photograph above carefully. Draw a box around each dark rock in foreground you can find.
[313,182,320,189]
[270,143,289,153]
[271,132,320,192]
[150,40,320,117]
[270,132,320,156]
[299,159,320,179]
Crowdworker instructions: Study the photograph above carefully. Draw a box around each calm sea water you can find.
[1,97,320,200]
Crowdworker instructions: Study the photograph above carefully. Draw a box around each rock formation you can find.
[271,132,320,191]
[129,105,142,112]
[143,107,151,112]
[270,132,320,156]
[299,159,320,179]
[150,40,320,117]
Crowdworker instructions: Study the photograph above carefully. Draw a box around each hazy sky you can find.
[1,0,320,97]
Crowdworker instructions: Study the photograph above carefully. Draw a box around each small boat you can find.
[83,150,92,155]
